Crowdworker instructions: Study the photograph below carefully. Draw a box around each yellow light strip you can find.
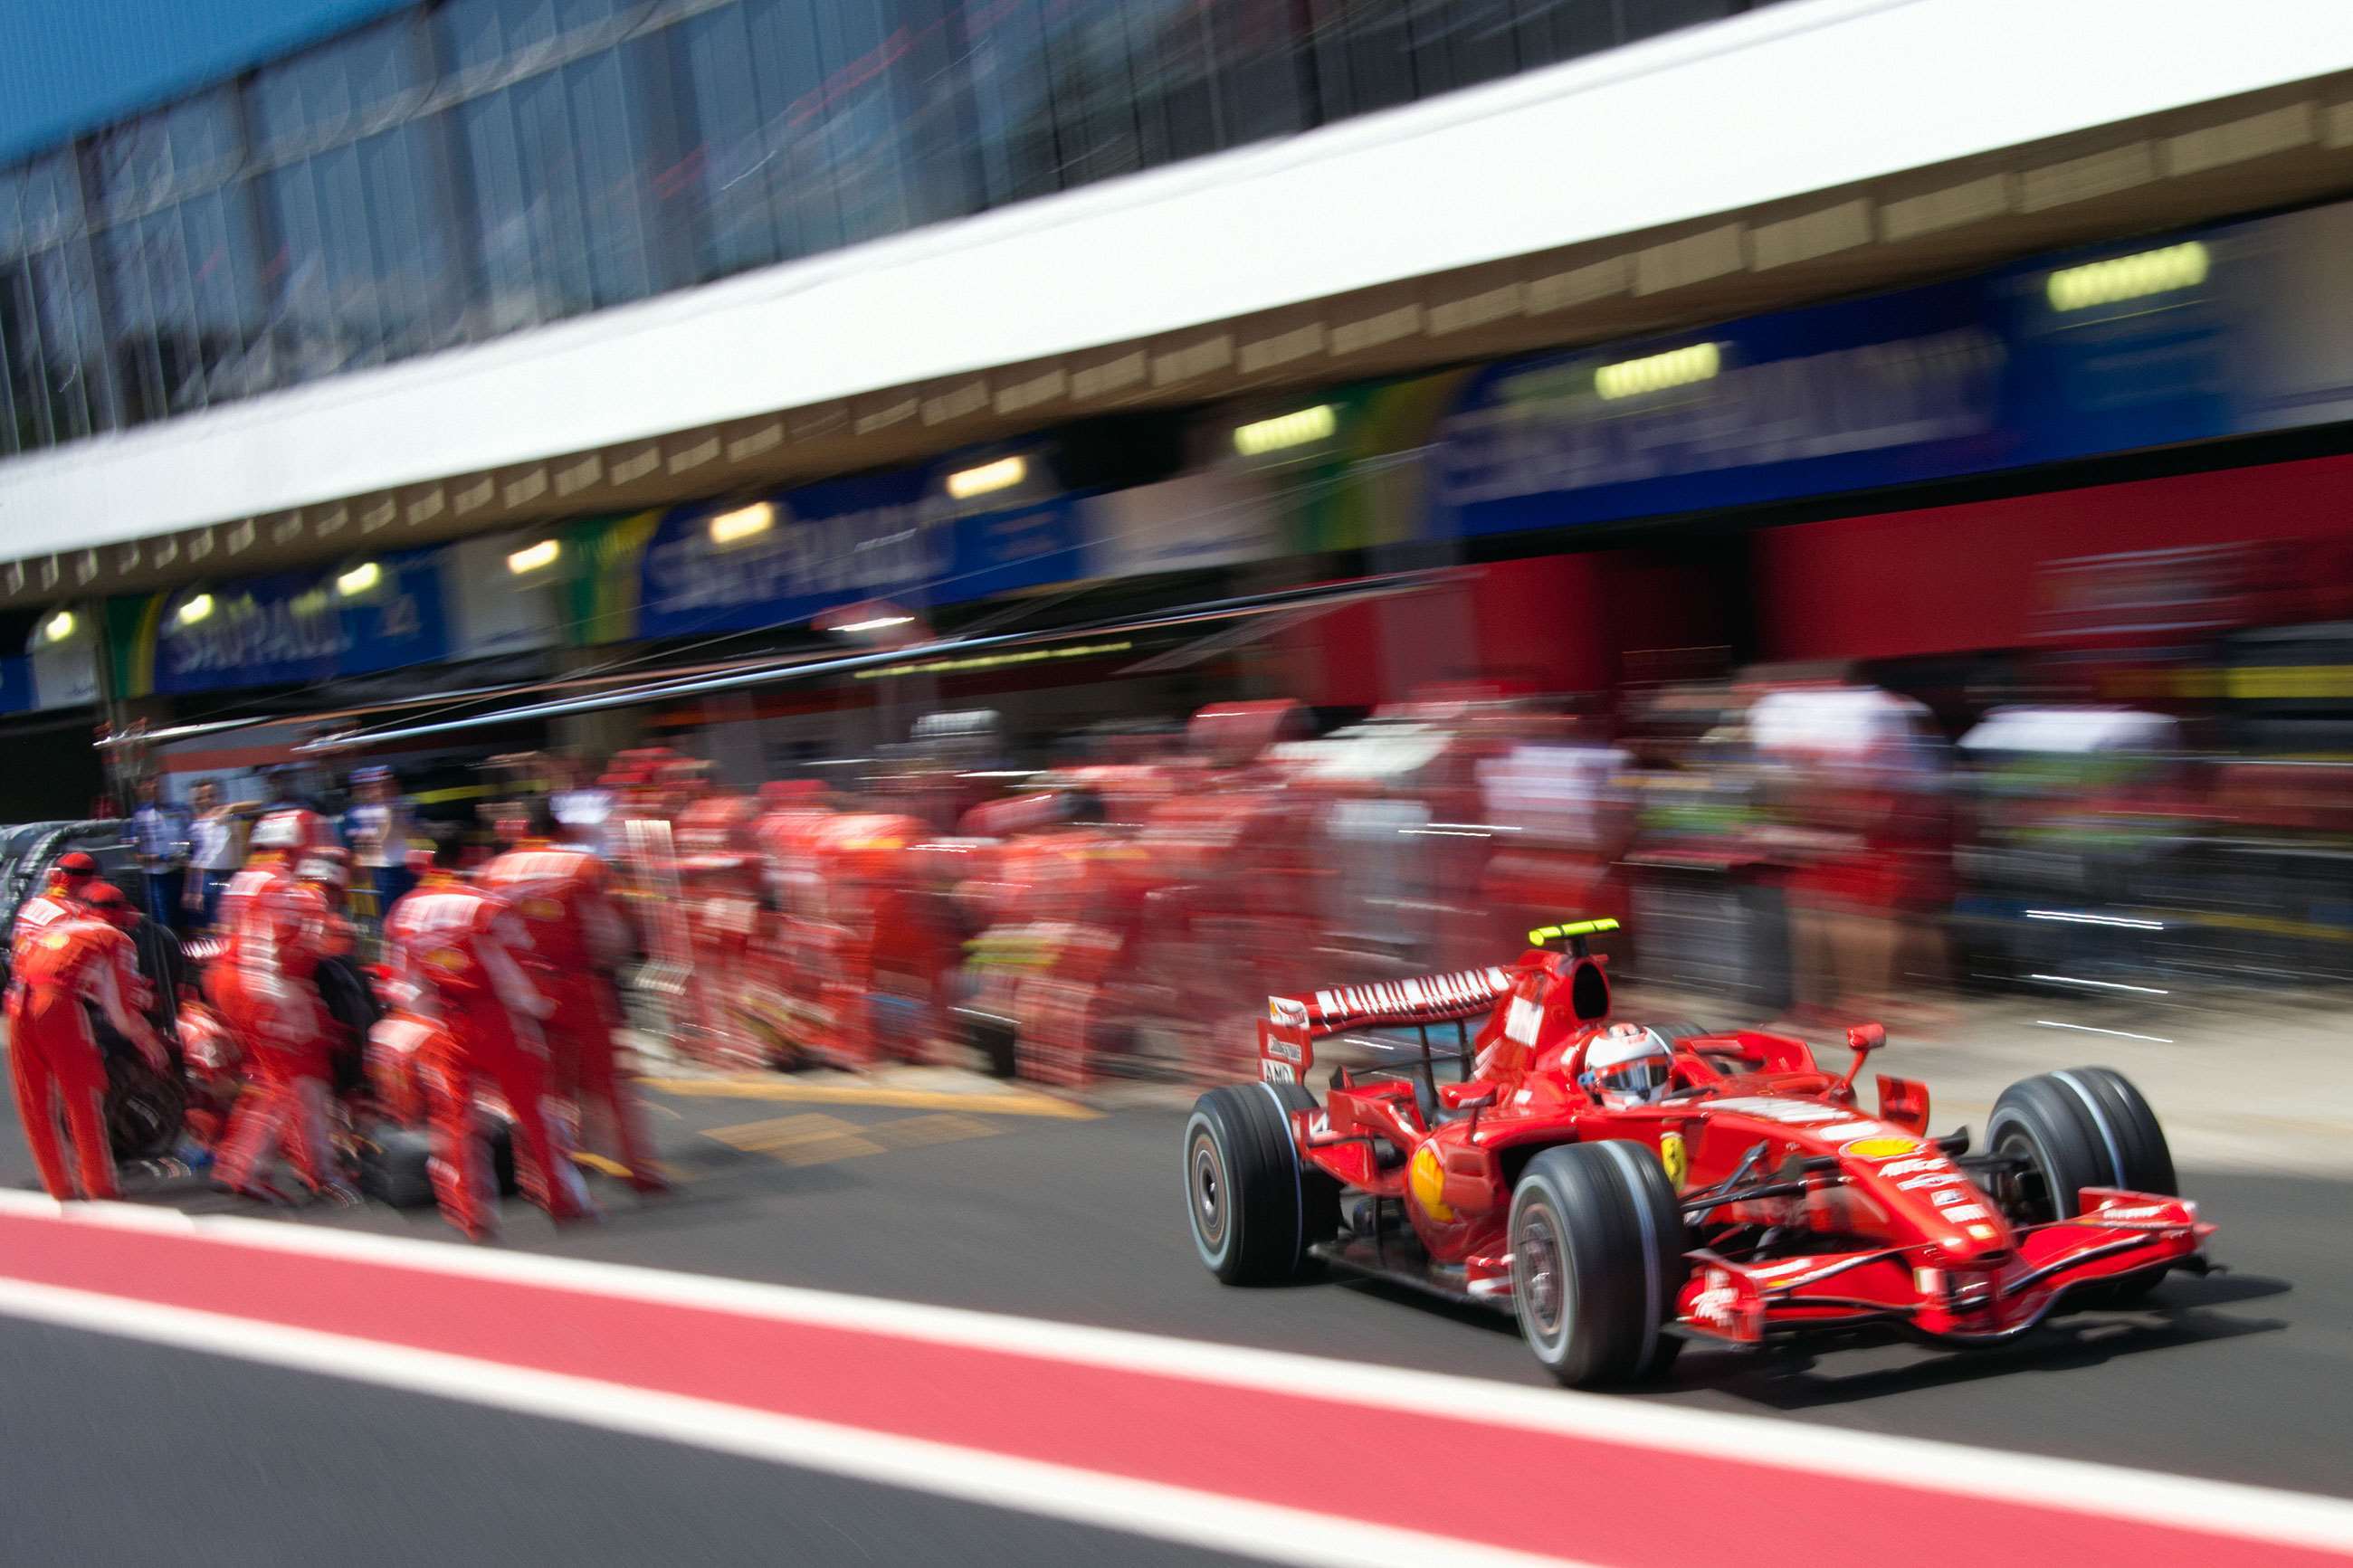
[854,641,1133,680]
[176,593,215,625]
[507,538,560,575]
[709,501,776,545]
[1594,343,1720,401]
[946,456,1026,499]
[1233,405,1337,457]
[335,561,381,597]
[2046,242,2208,311]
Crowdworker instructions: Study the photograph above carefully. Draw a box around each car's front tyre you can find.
[1509,1140,1686,1386]
[1988,1066,2178,1303]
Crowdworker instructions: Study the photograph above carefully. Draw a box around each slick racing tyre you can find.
[1988,1067,2178,1303]
[1184,1082,1338,1285]
[357,1116,521,1209]
[1508,1141,1687,1387]
[102,1047,187,1162]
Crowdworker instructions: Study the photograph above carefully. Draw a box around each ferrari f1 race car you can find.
[1183,919,2213,1386]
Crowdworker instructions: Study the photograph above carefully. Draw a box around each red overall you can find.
[480,841,663,1192]
[7,916,162,1201]
[383,873,588,1238]
[210,858,350,1196]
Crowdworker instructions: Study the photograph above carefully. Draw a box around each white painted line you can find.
[2035,1021,2177,1044]
[1,1192,2349,1555]
[0,1276,1579,1568]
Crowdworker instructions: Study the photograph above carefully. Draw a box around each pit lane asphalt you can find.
[0,1078,2346,1549]
[0,1313,1251,1568]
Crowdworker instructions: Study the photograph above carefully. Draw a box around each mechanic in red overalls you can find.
[210,810,357,1203]
[6,883,168,1201]
[671,769,766,1068]
[383,832,590,1240]
[480,795,665,1194]
[13,850,100,941]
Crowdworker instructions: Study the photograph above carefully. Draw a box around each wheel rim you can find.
[1996,1128,2057,1223]
[1189,1133,1228,1253]
[1516,1203,1567,1341]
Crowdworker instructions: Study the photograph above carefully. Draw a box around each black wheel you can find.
[1508,1141,1687,1386]
[357,1123,439,1209]
[1183,1081,1337,1285]
[102,1050,186,1161]
[963,1011,1018,1079]
[1649,1020,1719,1047]
[1988,1067,2178,1302]
[357,1115,520,1207]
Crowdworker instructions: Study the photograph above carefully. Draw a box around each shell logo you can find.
[1843,1135,1922,1161]
[1409,1144,1454,1223]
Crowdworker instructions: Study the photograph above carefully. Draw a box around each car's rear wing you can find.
[1260,965,1515,1083]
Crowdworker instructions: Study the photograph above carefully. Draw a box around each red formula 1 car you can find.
[1183,918,2213,1386]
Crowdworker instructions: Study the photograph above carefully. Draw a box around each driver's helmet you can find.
[1582,1022,1674,1103]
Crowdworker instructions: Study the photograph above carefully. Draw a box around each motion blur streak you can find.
[0,1194,2349,1565]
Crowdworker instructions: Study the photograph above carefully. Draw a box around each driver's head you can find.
[1583,1022,1674,1104]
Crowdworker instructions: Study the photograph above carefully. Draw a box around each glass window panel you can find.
[564,49,653,307]
[810,0,919,242]
[130,210,207,415]
[347,20,424,124]
[97,225,167,423]
[454,92,548,333]
[677,5,783,280]
[62,235,119,432]
[1306,0,1416,120]
[1512,0,1621,68]
[1205,0,1310,144]
[0,286,21,453]
[1433,0,1522,90]
[165,91,243,191]
[93,116,174,218]
[742,0,846,257]
[438,0,510,81]
[1127,0,1222,167]
[1035,0,1147,191]
[0,166,24,259]
[251,66,315,158]
[509,72,597,318]
[262,158,341,380]
[556,0,621,38]
[1623,0,1737,41]
[963,0,1063,208]
[179,186,265,402]
[885,0,983,229]
[312,144,387,368]
[358,124,455,360]
[1,261,50,449]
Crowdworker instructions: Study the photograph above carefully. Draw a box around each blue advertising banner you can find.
[0,654,31,716]
[147,548,449,696]
[636,463,1086,640]
[1427,200,2339,539]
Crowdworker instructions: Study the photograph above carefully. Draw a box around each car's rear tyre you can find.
[1509,1141,1687,1386]
[1988,1067,2177,1303]
[1184,1082,1337,1285]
